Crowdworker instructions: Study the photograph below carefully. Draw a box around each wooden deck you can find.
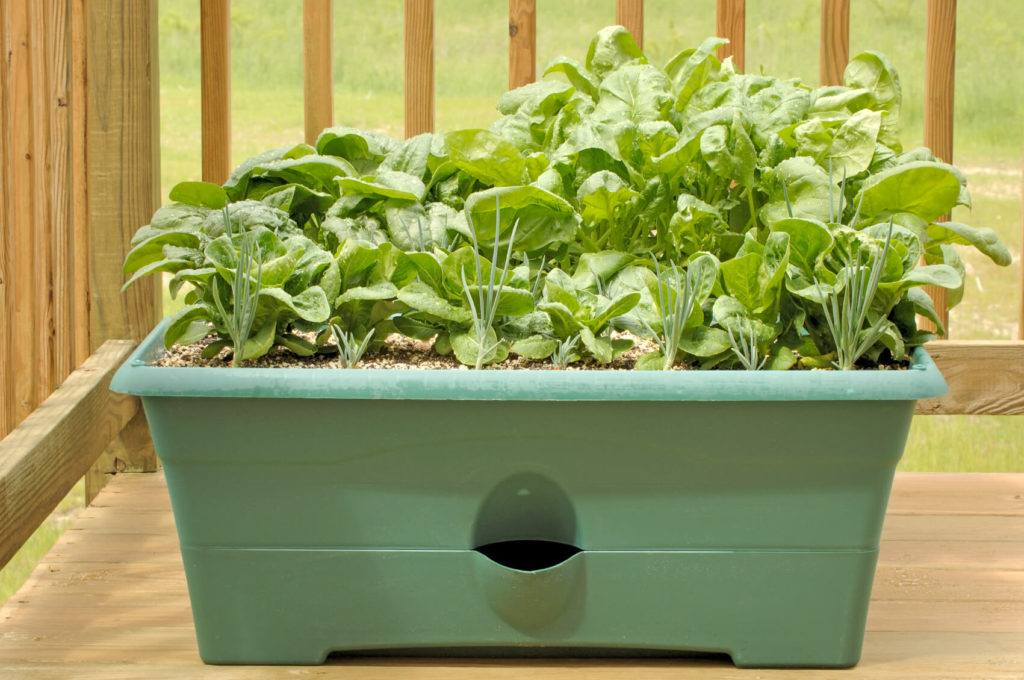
[1,471,1021,679]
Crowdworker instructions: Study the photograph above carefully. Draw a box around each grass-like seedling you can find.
[816,217,894,370]
[330,325,375,368]
[726,319,768,370]
[637,258,697,371]
[461,198,520,369]
[550,335,580,369]
[211,206,263,367]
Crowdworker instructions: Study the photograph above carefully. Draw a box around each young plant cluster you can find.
[125,28,1010,369]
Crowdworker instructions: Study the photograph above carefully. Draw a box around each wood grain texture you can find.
[616,0,644,50]
[887,473,1024,516]
[85,0,159,348]
[404,0,434,138]
[819,0,849,86]
[71,0,91,367]
[303,0,333,145]
[917,340,1024,415]
[1,471,1022,678]
[45,0,74,390]
[6,0,38,430]
[922,0,957,334]
[29,0,56,407]
[200,0,230,184]
[0,0,15,437]
[715,0,745,72]
[0,340,137,570]
[84,408,158,504]
[508,0,536,90]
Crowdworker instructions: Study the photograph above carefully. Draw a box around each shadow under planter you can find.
[112,319,947,668]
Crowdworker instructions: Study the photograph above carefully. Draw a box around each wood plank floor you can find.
[1,471,1022,679]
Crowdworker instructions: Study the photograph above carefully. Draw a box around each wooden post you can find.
[716,0,745,72]
[79,0,160,489]
[923,0,956,336]
[616,0,644,51]
[2,0,80,440]
[404,0,434,138]
[200,0,231,184]
[303,0,334,146]
[508,0,536,90]
[819,0,850,86]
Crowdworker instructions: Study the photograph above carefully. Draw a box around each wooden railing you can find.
[0,0,1022,571]
[0,0,159,567]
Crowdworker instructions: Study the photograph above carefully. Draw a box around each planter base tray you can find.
[184,546,876,668]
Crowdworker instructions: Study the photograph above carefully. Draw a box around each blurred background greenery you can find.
[4,0,1021,605]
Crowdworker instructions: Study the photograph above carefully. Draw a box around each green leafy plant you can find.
[549,335,580,369]
[726,318,768,371]
[124,27,1011,372]
[330,324,375,369]
[460,198,521,370]
[210,207,263,367]
[816,219,894,370]
[636,260,695,370]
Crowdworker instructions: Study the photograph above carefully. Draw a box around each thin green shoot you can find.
[637,258,696,370]
[521,253,545,301]
[827,159,850,224]
[816,217,895,370]
[726,318,767,370]
[211,206,263,367]
[550,335,580,369]
[461,197,520,369]
[331,324,375,368]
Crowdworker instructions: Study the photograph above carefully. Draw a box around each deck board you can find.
[1,472,1022,679]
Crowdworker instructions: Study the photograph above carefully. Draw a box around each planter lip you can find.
[111,319,948,402]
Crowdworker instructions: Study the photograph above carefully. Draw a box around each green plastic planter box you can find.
[111,320,947,668]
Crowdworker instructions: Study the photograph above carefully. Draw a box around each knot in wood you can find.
[508,23,519,37]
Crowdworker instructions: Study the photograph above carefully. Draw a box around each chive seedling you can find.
[461,196,520,369]
[725,318,767,371]
[816,217,895,370]
[637,257,697,370]
[550,335,580,369]
[211,206,263,367]
[331,325,375,369]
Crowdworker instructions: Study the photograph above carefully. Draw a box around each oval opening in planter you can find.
[474,540,582,572]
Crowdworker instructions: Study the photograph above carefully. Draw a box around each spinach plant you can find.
[123,26,1011,371]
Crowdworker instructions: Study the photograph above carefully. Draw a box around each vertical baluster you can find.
[508,0,536,89]
[303,0,333,145]
[923,0,956,336]
[404,0,435,138]
[201,0,231,184]
[716,0,745,72]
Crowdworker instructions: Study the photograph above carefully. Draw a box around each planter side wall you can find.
[144,394,913,667]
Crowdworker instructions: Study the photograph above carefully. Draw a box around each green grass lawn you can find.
[5,0,1021,608]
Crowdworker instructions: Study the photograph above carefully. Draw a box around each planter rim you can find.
[111,319,948,402]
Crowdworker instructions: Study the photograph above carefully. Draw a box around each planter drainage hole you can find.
[475,540,581,572]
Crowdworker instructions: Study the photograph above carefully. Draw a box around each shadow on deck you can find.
[0,471,1021,679]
